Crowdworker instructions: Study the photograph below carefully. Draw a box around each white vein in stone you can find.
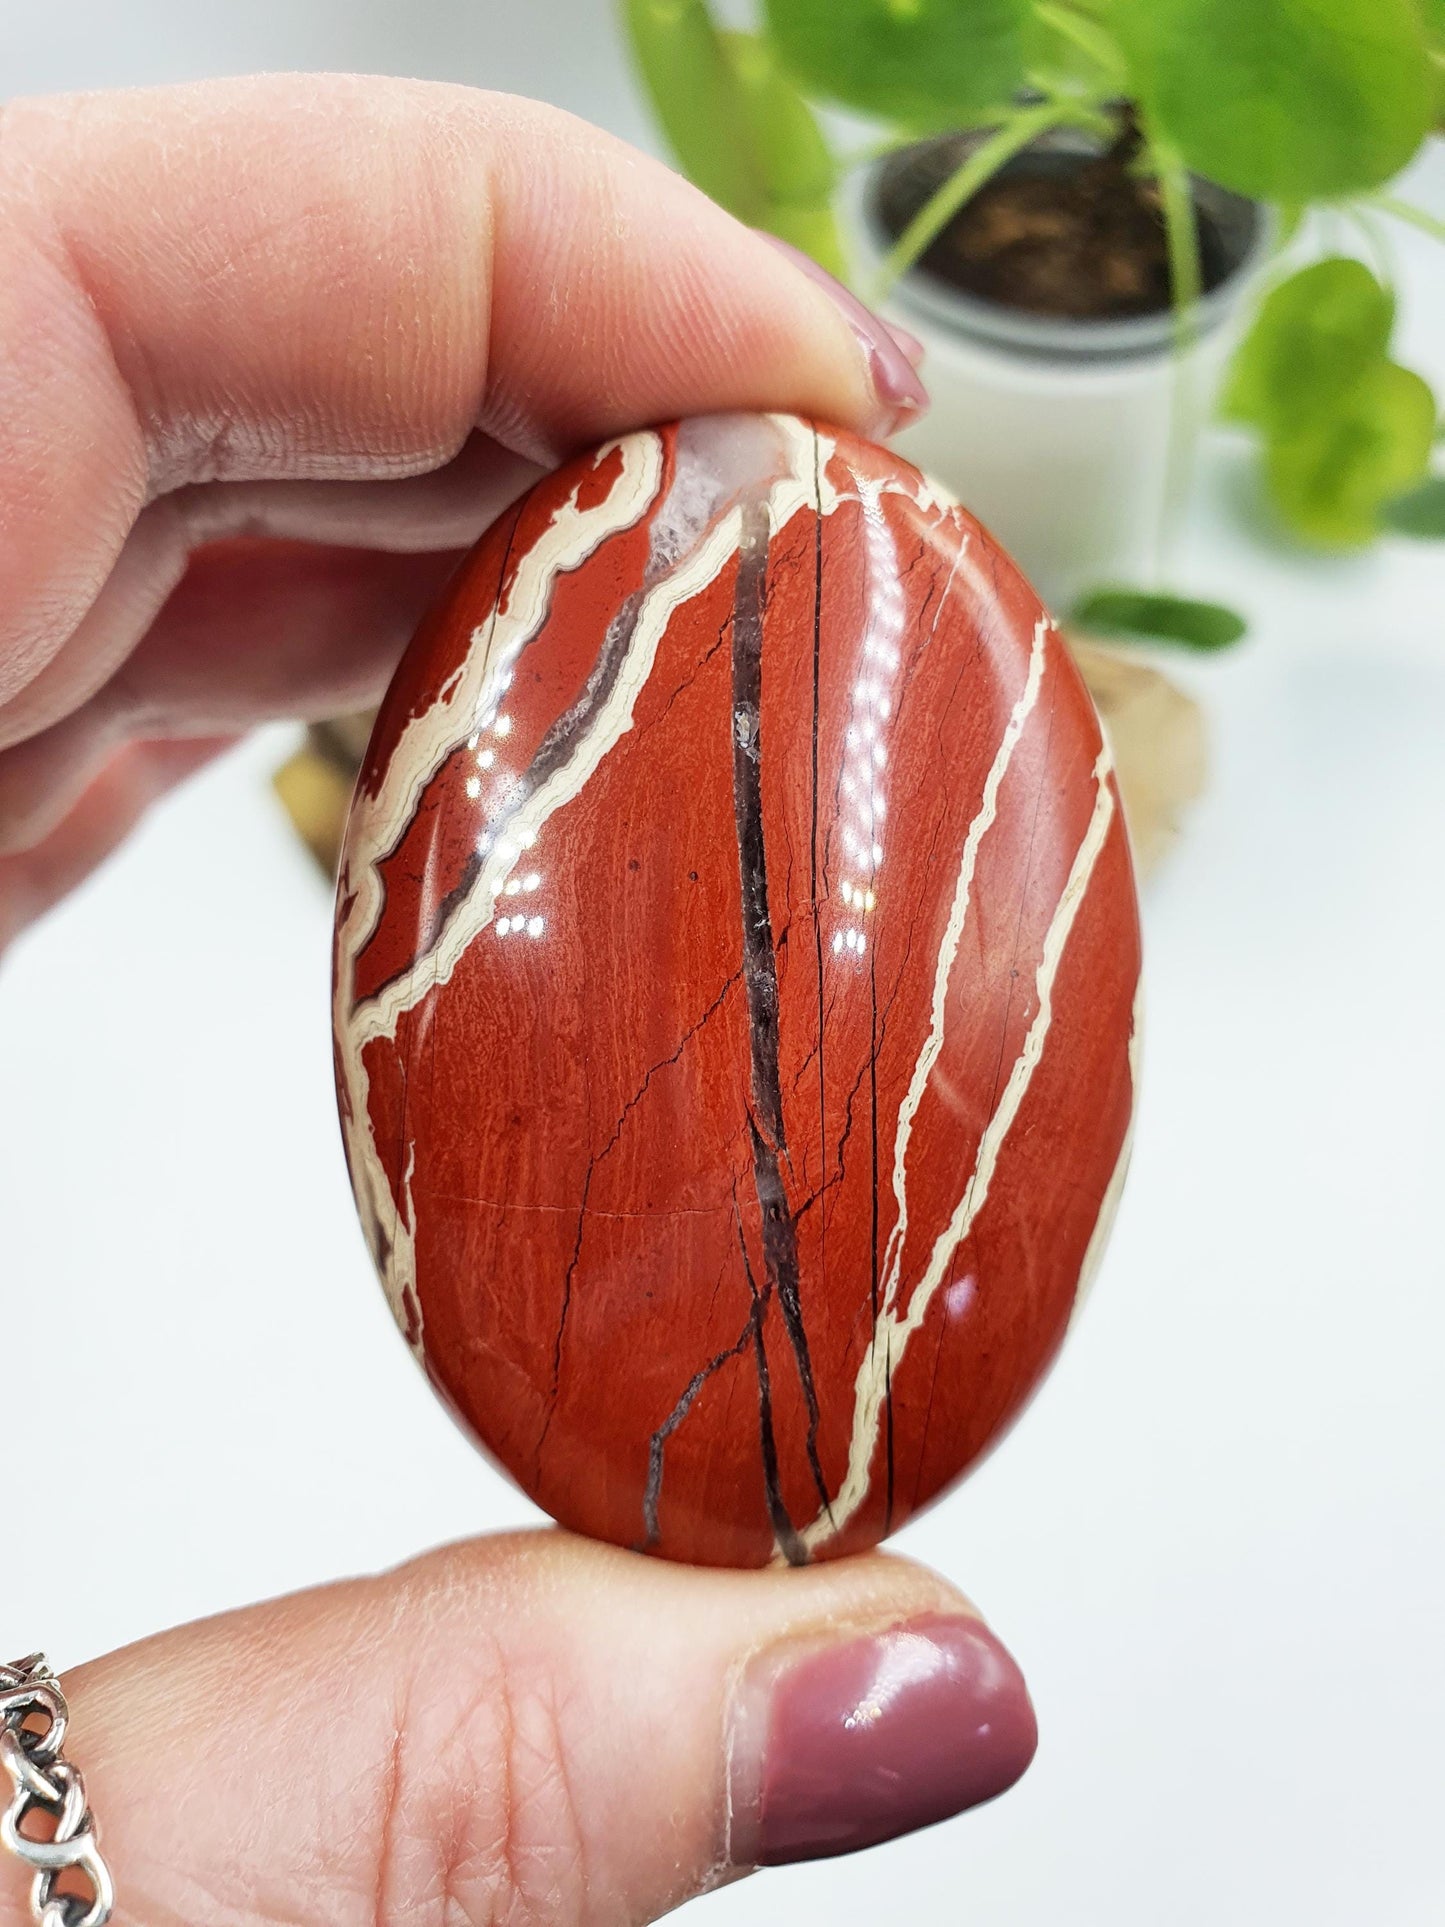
[333,433,667,1341]
[801,742,1118,1552]
[877,615,1051,1328]
[334,419,839,1347]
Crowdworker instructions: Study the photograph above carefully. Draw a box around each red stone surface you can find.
[333,414,1141,1568]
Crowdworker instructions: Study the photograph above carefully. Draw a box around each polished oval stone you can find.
[333,414,1141,1567]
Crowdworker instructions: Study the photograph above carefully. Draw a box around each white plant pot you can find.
[852,141,1268,612]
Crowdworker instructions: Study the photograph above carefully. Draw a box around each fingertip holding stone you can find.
[753,230,929,435]
[727,1612,1038,1866]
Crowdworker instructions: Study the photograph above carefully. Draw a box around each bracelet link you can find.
[0,1658,113,1927]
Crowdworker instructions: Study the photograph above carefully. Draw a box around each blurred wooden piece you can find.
[311,712,376,767]
[272,720,369,878]
[1068,637,1207,877]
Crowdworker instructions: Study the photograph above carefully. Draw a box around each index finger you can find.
[0,73,921,702]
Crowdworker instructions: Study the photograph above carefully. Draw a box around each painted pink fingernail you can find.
[728,1613,1037,1866]
[885,320,926,368]
[755,231,930,431]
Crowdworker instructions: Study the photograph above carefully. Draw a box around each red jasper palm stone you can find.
[333,414,1140,1568]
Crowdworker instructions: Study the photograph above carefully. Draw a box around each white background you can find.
[4,8,1445,1924]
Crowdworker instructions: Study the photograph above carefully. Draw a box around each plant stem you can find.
[868,100,1073,301]
[836,108,1020,177]
[1046,100,1119,143]
[1156,148,1202,325]
[1151,139,1205,579]
[1368,194,1445,246]
[835,133,921,175]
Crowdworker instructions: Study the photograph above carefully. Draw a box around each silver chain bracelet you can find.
[0,1657,113,1927]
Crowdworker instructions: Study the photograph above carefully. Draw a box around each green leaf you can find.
[763,0,1031,131]
[1070,588,1249,650]
[1268,359,1436,544]
[1430,33,1445,127]
[1429,0,1445,121]
[1110,0,1433,200]
[624,0,769,218]
[1381,473,1445,536]
[720,32,848,278]
[1023,3,1126,92]
[622,2,847,278]
[1222,259,1395,433]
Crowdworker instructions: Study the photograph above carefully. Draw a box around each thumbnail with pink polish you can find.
[730,1613,1038,1866]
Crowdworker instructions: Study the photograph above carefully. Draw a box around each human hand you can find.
[0,77,1032,1924]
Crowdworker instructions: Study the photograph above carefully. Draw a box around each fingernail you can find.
[728,1613,1036,1866]
[755,231,929,433]
[884,319,926,368]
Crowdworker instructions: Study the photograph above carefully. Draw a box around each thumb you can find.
[21,1532,1037,1925]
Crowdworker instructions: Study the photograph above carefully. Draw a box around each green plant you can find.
[1221,257,1437,544]
[624,0,1445,645]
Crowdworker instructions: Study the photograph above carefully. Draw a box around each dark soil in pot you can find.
[872,118,1246,323]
